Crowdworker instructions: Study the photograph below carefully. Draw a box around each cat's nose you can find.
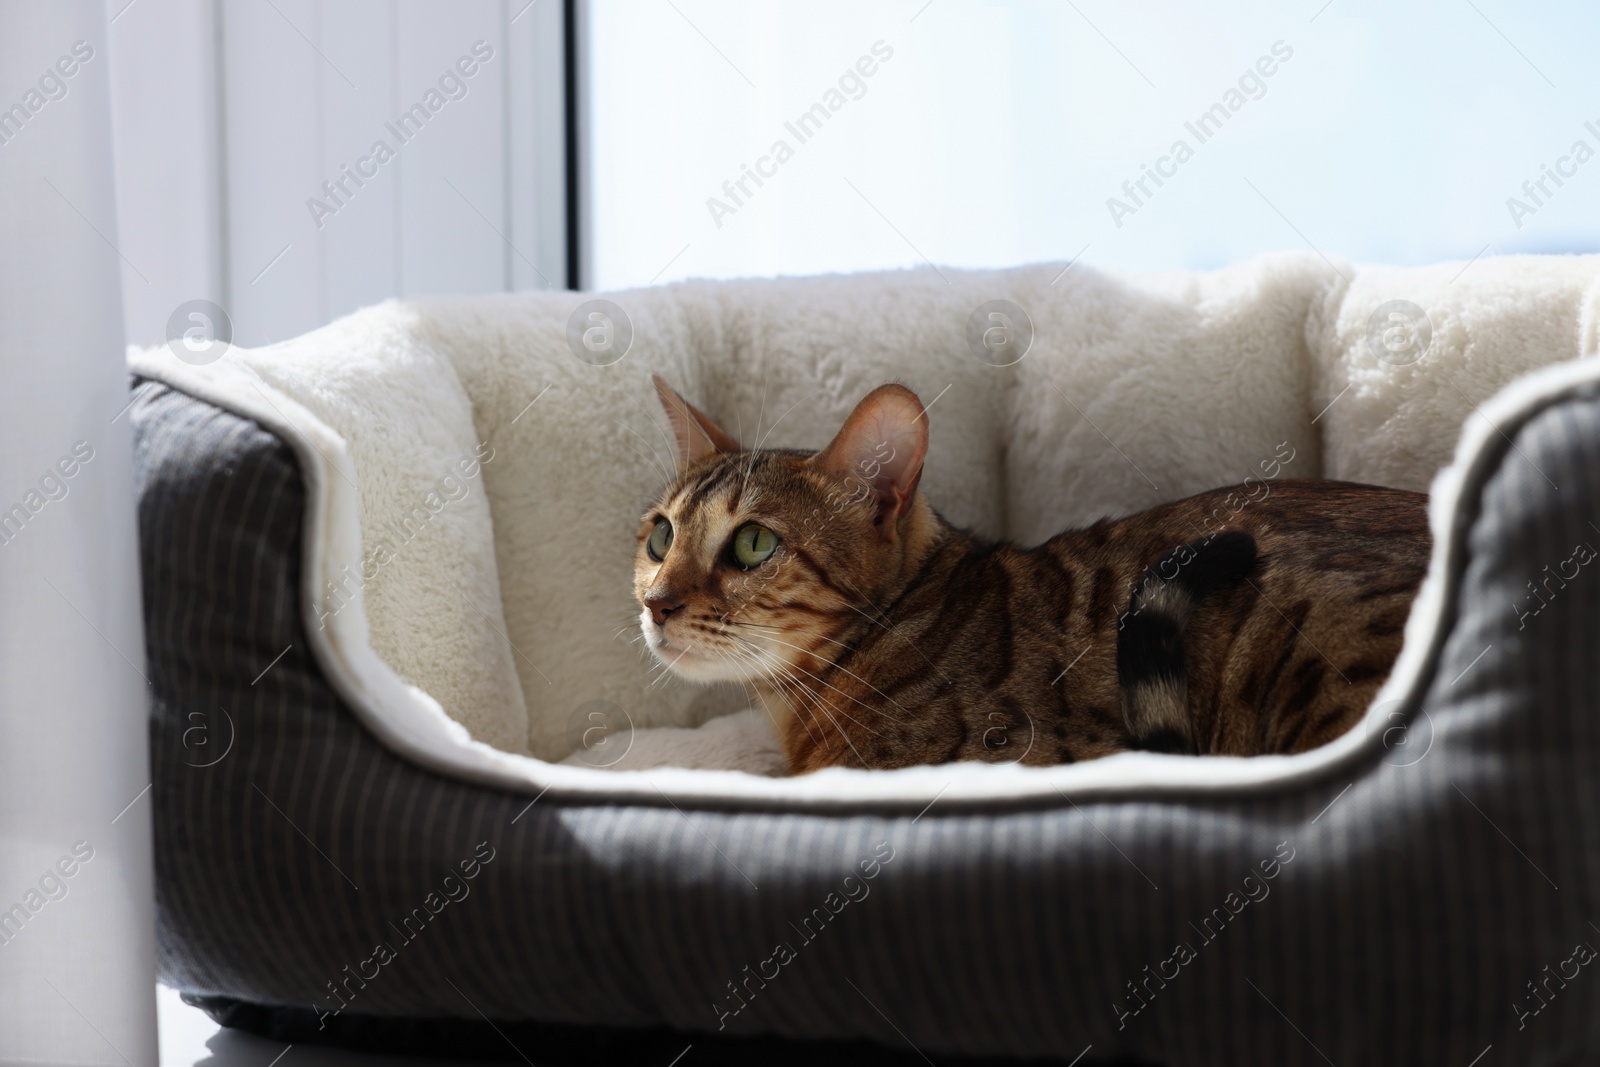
[647,595,685,626]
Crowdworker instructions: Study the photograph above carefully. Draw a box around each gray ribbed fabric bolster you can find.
[132,376,1600,1065]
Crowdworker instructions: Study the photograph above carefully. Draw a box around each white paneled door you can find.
[111,0,567,349]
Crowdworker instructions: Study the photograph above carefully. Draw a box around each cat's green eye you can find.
[646,518,673,561]
[732,523,778,569]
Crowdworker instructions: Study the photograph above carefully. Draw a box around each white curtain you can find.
[0,2,157,1064]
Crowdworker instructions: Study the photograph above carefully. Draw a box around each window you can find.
[583,0,1600,289]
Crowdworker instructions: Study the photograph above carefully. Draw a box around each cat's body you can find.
[638,377,1430,774]
[759,479,1427,771]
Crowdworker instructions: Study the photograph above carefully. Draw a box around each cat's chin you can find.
[647,641,735,683]
[642,622,740,683]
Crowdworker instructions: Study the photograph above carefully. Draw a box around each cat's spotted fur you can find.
[637,377,1430,773]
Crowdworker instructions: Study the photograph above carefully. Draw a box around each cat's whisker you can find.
[616,430,675,487]
[727,632,906,729]
[730,624,860,752]
[625,395,681,480]
[730,635,888,739]
[731,648,827,749]
[775,685,828,748]
[772,666,876,766]
[759,664,831,747]
[740,381,769,502]
[648,645,693,688]
[723,624,914,719]
[752,387,822,455]
[707,643,813,747]
[783,674,886,741]
[728,624,860,661]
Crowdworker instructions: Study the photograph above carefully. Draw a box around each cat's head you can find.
[636,376,931,684]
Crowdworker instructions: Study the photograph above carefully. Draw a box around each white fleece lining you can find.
[126,265,1600,813]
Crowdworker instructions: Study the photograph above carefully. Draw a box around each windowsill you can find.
[158,984,522,1066]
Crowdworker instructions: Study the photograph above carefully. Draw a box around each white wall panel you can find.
[112,0,567,350]
[219,0,325,343]
[319,0,401,322]
[394,0,509,300]
[106,0,225,347]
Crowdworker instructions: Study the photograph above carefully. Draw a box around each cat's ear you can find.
[653,374,741,465]
[809,384,928,533]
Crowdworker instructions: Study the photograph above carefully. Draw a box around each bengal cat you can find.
[636,376,1430,774]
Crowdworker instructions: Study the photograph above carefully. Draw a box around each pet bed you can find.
[131,252,1600,1065]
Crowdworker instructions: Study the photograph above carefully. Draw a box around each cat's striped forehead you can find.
[649,449,815,521]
